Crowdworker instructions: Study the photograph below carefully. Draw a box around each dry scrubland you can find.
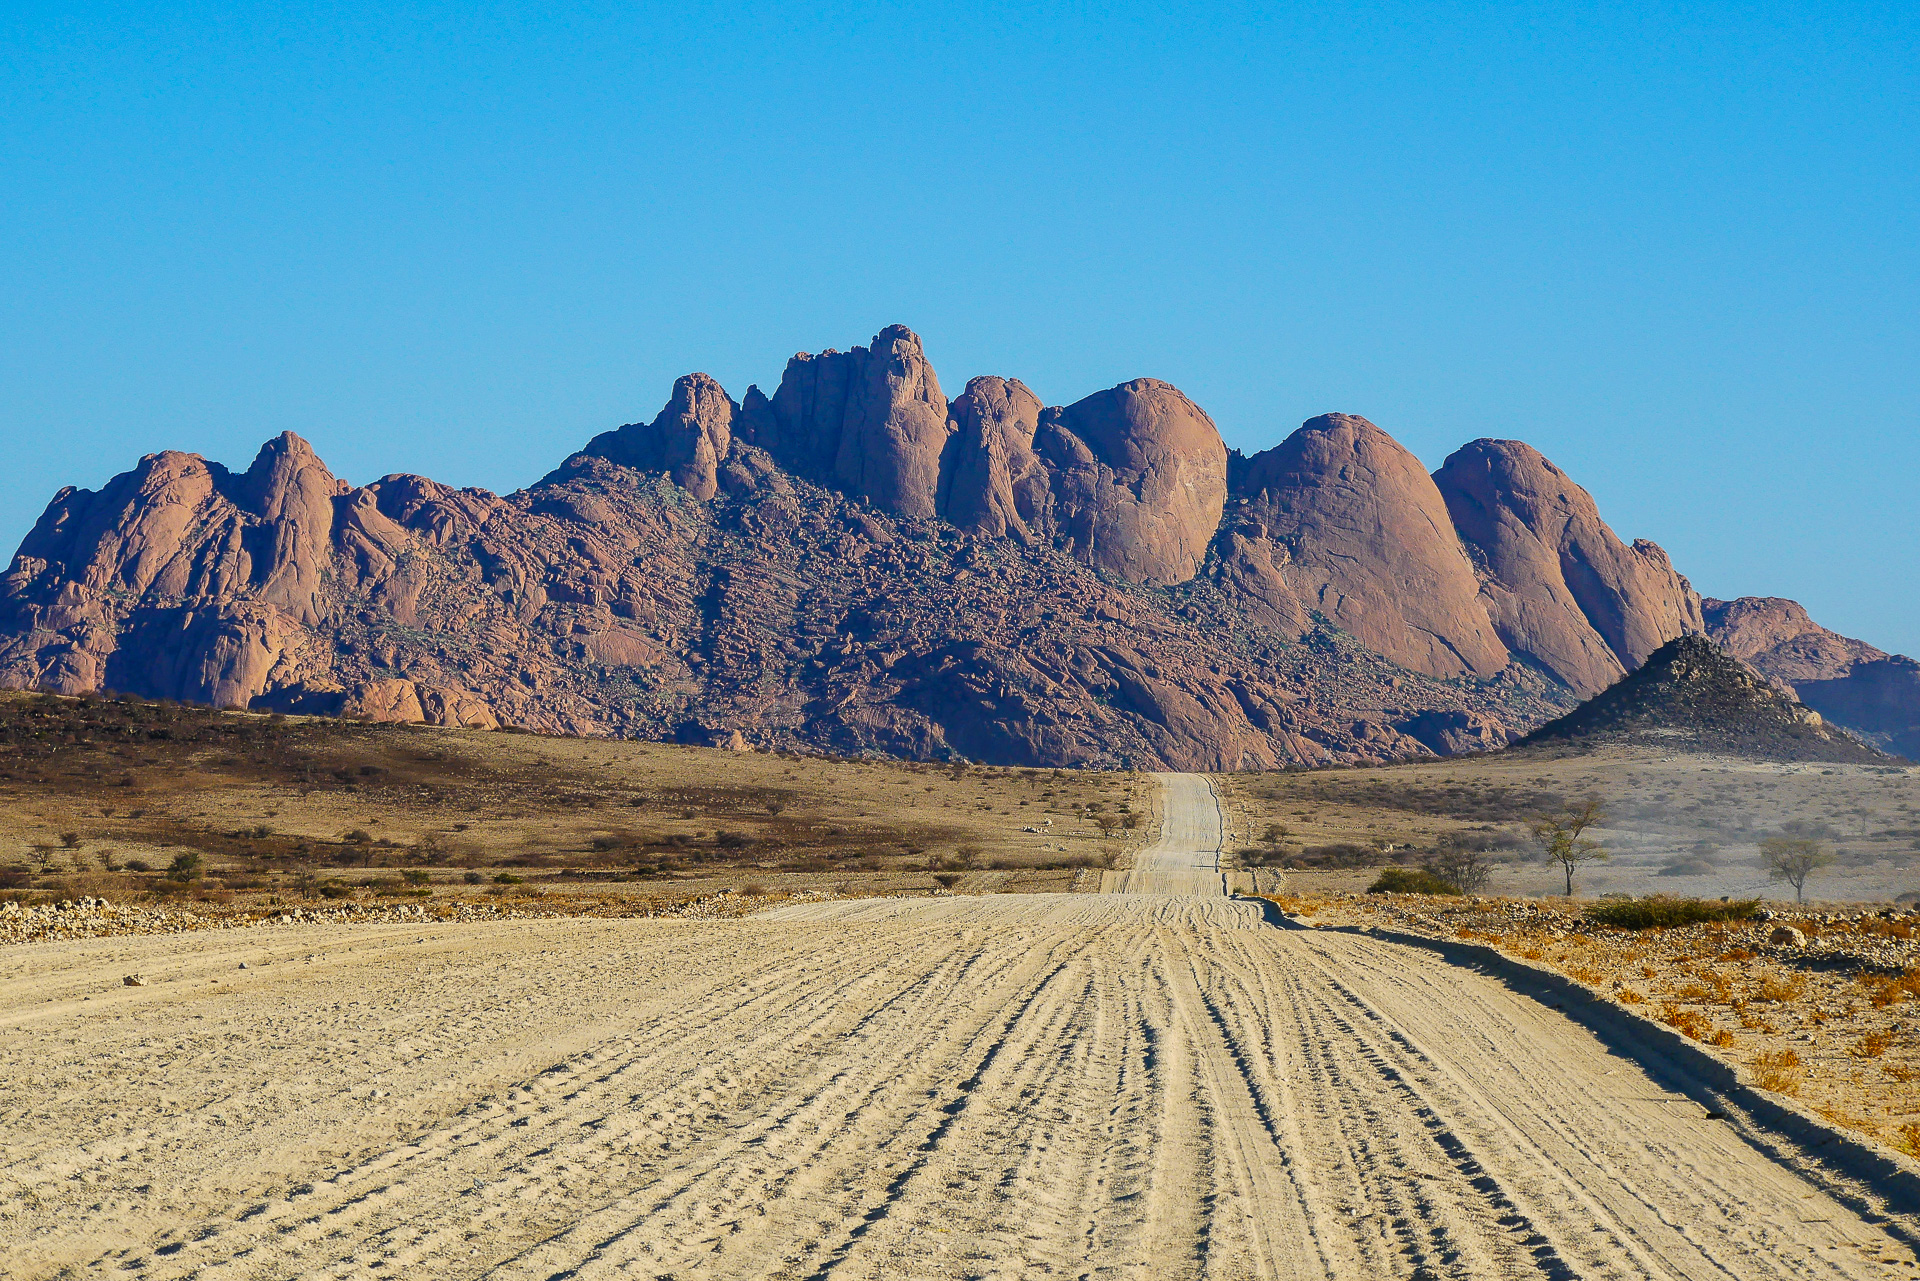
[1282,891,1920,1162]
[0,691,1152,915]
[1219,746,1920,902]
[9,693,1920,1276]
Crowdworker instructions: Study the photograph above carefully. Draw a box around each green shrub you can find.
[492,872,523,885]
[1585,896,1761,930]
[1367,866,1461,895]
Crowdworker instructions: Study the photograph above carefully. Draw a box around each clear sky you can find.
[4,3,1916,652]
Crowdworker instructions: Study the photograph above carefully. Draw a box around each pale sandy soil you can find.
[3,777,1917,1278]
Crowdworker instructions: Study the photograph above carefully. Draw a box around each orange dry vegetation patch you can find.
[1321,893,1920,1158]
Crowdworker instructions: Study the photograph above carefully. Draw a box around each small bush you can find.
[463,870,485,884]
[1851,1029,1892,1059]
[1660,1003,1712,1040]
[1757,974,1806,1003]
[1859,969,1920,1008]
[317,882,354,900]
[1367,867,1460,895]
[1300,842,1383,869]
[1584,897,1760,930]
[401,869,431,886]
[492,872,523,885]
[1753,1048,1803,1094]
[932,872,964,889]
[123,859,153,873]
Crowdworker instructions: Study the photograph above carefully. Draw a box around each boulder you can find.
[1703,596,1886,681]
[1034,379,1227,584]
[1234,414,1508,679]
[1705,597,1919,758]
[231,432,350,624]
[1396,708,1511,756]
[938,376,1051,542]
[576,374,737,500]
[761,326,953,517]
[1433,438,1701,695]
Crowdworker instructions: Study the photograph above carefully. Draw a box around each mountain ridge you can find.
[0,322,1828,767]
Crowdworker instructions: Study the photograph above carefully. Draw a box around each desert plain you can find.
[3,697,1920,1277]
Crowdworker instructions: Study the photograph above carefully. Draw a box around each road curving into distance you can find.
[1,774,1913,1278]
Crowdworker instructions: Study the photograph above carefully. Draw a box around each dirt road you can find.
[2,776,1914,1278]
[1108,771,1227,895]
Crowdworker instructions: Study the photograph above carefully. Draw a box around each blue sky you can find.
[4,2,1916,651]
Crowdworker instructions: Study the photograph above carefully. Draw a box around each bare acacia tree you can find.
[1760,836,1834,904]
[1530,798,1606,896]
[1429,839,1495,895]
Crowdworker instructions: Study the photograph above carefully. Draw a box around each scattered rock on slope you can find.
[1706,596,1920,759]
[1516,635,1894,763]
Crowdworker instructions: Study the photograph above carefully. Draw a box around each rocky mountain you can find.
[1516,635,1892,763]
[0,324,1713,767]
[1704,597,1920,759]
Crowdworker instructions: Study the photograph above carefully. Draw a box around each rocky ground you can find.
[1300,891,1920,1159]
[0,886,860,947]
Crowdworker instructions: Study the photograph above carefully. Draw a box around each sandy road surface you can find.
[1109,772,1227,895]
[2,780,1914,1278]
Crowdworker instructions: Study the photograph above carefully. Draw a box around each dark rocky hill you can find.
[1516,635,1897,763]
[0,323,1728,766]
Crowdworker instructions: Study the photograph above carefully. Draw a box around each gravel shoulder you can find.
[3,778,1916,1278]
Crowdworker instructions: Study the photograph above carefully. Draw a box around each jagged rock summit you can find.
[2,323,1728,766]
[1516,635,1895,763]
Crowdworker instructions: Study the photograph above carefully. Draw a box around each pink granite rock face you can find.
[1033,379,1229,585]
[938,376,1050,543]
[18,322,1853,764]
[1233,414,1509,680]
[1433,438,1701,695]
[757,326,953,519]
[580,373,738,501]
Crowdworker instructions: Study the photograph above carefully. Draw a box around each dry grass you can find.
[0,690,1152,912]
[1303,890,1920,1157]
[1753,1049,1804,1095]
[1216,743,1920,902]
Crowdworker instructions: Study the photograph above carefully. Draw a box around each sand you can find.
[2,776,1915,1277]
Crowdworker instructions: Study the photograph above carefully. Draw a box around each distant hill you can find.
[1704,597,1920,760]
[1516,635,1898,763]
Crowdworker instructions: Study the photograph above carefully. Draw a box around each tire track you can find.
[4,786,1915,1279]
